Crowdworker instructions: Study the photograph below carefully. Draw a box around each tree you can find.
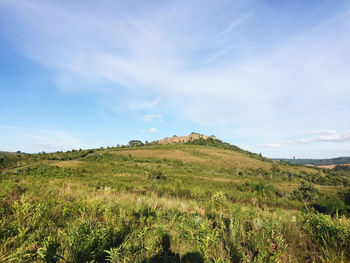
[128,140,144,147]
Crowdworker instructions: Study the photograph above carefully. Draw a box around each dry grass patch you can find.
[111,146,271,169]
[111,149,209,164]
[187,147,271,169]
[49,160,83,168]
[316,164,350,169]
[190,175,243,183]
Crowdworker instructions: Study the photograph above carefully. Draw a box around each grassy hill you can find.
[1,137,350,262]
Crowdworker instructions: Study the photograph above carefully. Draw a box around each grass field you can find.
[1,139,350,262]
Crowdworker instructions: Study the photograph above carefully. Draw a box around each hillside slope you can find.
[1,136,350,262]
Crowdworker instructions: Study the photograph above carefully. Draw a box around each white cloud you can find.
[242,146,252,151]
[299,130,350,143]
[36,143,51,149]
[1,0,350,157]
[143,114,162,122]
[0,125,85,152]
[2,0,349,129]
[140,128,158,133]
[308,130,337,135]
[340,122,350,128]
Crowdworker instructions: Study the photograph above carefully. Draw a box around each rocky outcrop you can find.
[156,133,216,145]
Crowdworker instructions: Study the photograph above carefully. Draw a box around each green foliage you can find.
[312,193,348,216]
[211,191,227,209]
[1,142,350,262]
[334,165,350,171]
[0,154,19,169]
[0,149,94,169]
[37,236,60,263]
[238,182,282,198]
[303,210,350,260]
[66,222,118,263]
[128,140,144,147]
[290,181,320,202]
[278,156,350,166]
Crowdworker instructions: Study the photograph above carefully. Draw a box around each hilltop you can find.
[155,132,216,144]
[1,135,350,262]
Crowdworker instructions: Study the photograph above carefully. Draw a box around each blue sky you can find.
[1,0,350,158]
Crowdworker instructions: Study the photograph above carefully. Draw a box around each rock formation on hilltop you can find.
[156,133,216,145]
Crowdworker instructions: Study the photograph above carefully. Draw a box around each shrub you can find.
[303,210,350,258]
[211,191,227,208]
[312,194,348,216]
[342,189,350,205]
[66,222,117,262]
[128,140,144,147]
[0,221,19,241]
[37,236,60,263]
[238,182,281,197]
[290,181,319,202]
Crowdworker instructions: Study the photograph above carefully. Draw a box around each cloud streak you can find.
[143,114,163,122]
[2,0,349,127]
[0,125,86,152]
[141,128,158,133]
[299,130,350,143]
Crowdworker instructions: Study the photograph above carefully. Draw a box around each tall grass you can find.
[1,143,350,262]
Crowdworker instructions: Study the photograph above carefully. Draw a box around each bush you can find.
[211,191,227,208]
[37,236,60,263]
[290,182,319,202]
[128,140,144,147]
[66,222,118,262]
[334,165,350,172]
[312,194,348,216]
[238,182,281,197]
[303,210,350,258]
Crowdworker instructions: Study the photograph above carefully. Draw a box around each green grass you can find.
[1,141,350,262]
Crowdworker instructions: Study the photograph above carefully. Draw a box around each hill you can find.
[1,135,350,262]
[0,151,24,156]
[277,156,350,166]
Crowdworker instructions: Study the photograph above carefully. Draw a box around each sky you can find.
[1,0,350,158]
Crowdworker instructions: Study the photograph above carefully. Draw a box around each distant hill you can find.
[0,151,25,156]
[276,157,350,166]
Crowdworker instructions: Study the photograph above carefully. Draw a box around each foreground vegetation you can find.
[1,138,350,262]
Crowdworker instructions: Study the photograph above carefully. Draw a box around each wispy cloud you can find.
[143,114,163,122]
[299,130,350,143]
[0,125,85,152]
[141,128,158,133]
[1,0,350,157]
[1,0,349,128]
[308,130,337,135]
